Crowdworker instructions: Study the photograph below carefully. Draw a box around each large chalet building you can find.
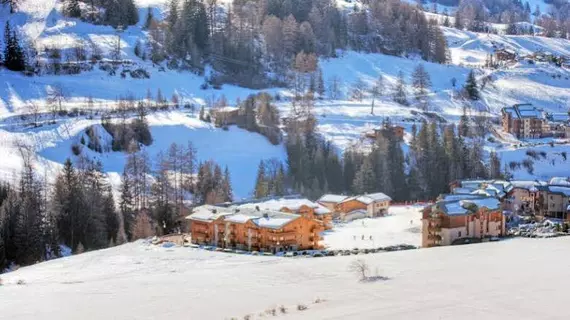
[502,104,544,139]
[422,196,506,247]
[187,205,324,253]
[450,178,570,220]
[318,192,392,222]
[233,198,334,229]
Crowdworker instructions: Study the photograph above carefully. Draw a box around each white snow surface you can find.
[0,111,286,198]
[323,206,422,249]
[2,236,570,319]
[0,0,570,189]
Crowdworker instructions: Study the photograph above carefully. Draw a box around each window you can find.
[458,231,462,237]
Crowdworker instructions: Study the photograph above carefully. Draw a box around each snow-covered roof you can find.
[235,198,332,215]
[503,104,542,120]
[457,180,513,196]
[251,212,301,229]
[452,187,476,195]
[318,194,349,203]
[548,186,570,197]
[550,113,570,123]
[437,197,501,216]
[341,192,392,205]
[440,194,487,202]
[186,205,234,222]
[549,177,570,186]
[511,180,548,190]
[187,205,301,229]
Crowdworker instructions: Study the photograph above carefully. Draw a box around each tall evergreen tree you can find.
[393,71,409,106]
[464,70,479,100]
[64,0,81,18]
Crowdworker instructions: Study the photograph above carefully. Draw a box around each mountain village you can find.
[3,0,570,318]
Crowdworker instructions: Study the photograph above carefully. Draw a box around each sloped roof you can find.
[511,180,548,190]
[186,206,301,229]
[502,104,542,120]
[186,205,234,222]
[318,194,350,203]
[549,177,570,186]
[437,197,501,216]
[341,192,392,205]
[440,194,488,202]
[548,186,570,197]
[235,198,332,215]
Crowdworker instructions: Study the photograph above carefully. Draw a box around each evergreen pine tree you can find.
[412,64,432,110]
[65,0,81,18]
[352,158,376,194]
[393,71,409,106]
[254,161,268,199]
[464,70,479,100]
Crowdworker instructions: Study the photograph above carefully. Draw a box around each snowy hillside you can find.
[0,111,285,198]
[2,236,570,319]
[0,0,570,191]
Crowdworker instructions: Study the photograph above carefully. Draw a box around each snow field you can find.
[2,236,570,319]
[323,205,423,250]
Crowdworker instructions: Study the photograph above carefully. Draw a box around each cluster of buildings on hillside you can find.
[422,178,570,247]
[186,193,392,253]
[493,48,570,67]
[502,104,570,139]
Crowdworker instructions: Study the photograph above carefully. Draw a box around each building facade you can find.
[187,205,324,252]
[234,198,334,230]
[422,197,506,247]
[319,193,392,222]
[502,104,543,139]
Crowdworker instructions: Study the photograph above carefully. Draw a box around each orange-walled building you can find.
[235,198,334,230]
[187,205,324,252]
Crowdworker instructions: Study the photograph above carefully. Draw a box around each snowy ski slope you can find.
[1,236,569,319]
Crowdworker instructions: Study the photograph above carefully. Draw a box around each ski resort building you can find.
[494,48,517,62]
[538,185,570,219]
[319,193,392,222]
[509,180,547,214]
[501,104,544,139]
[422,196,506,247]
[364,125,405,141]
[186,205,324,252]
[233,198,334,229]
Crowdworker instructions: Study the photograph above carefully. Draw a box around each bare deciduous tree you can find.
[348,259,370,281]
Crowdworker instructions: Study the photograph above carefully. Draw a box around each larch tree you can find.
[412,64,432,111]
[393,71,409,106]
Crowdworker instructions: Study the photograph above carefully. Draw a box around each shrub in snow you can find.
[349,259,370,281]
[71,144,82,156]
[297,304,308,311]
[242,315,251,320]
[279,305,287,314]
[265,308,276,316]
[16,279,26,285]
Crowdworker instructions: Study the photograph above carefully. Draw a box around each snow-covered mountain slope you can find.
[0,112,285,198]
[1,0,570,188]
[2,236,570,319]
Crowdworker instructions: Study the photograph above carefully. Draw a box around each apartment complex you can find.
[187,205,324,253]
[318,192,392,222]
[502,104,544,139]
[233,198,333,229]
[452,178,570,220]
[422,196,506,247]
